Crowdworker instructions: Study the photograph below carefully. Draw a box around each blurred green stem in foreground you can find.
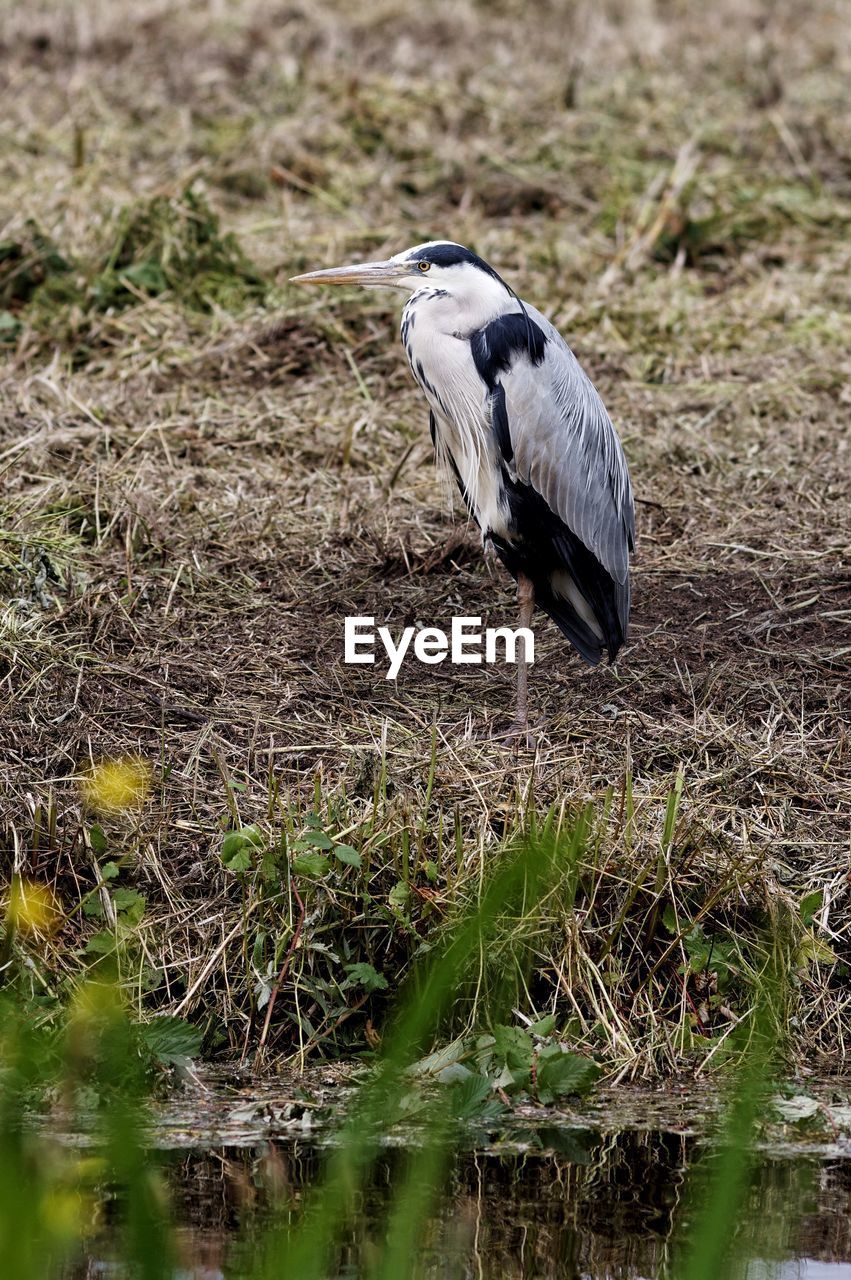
[667,930,792,1280]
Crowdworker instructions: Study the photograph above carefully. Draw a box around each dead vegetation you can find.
[0,0,849,1076]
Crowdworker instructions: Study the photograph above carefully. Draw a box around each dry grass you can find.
[1,0,849,1076]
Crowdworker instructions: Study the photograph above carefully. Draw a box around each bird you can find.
[291,241,635,742]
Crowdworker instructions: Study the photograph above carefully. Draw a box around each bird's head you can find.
[291,241,514,317]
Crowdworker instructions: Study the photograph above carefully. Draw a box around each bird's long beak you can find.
[289,259,403,288]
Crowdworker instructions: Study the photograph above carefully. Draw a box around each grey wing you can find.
[503,304,635,588]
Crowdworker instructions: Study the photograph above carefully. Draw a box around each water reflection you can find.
[65,1131,851,1279]
[746,1266,851,1279]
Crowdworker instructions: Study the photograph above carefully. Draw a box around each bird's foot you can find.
[492,717,537,751]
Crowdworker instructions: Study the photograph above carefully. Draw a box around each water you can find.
[58,1077,851,1279]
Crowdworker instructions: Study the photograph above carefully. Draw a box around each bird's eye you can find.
[417,260,431,272]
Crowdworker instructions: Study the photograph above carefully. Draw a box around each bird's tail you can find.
[490,534,628,667]
[535,572,629,667]
[534,589,606,666]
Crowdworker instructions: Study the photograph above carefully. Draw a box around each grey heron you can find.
[291,242,635,741]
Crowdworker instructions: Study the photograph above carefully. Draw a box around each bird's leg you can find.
[500,573,536,747]
[515,573,534,726]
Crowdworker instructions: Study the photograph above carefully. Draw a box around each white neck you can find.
[406,262,517,335]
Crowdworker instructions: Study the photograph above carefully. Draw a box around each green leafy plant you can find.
[221,824,265,874]
[85,187,267,314]
[138,1015,203,1067]
[343,963,388,994]
[290,816,363,874]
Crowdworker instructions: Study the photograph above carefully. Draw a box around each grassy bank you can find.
[1,0,849,1076]
[0,841,812,1279]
